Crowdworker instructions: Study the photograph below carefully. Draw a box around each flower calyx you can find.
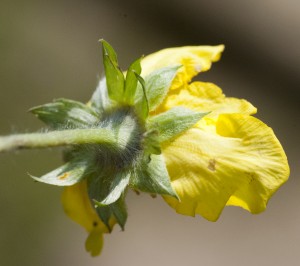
[29,40,207,233]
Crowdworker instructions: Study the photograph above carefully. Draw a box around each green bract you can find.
[30,40,207,231]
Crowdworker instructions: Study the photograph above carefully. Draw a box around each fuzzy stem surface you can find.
[0,128,116,152]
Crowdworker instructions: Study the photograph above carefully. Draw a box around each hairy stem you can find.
[0,128,116,152]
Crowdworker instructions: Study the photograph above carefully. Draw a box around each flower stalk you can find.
[0,128,117,152]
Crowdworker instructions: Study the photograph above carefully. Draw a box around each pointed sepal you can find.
[101,40,125,102]
[109,194,128,230]
[147,107,208,143]
[30,98,98,129]
[90,78,112,114]
[124,57,142,105]
[96,172,130,206]
[134,73,149,120]
[94,195,128,231]
[88,171,129,230]
[30,160,89,186]
[144,65,180,111]
[130,154,178,199]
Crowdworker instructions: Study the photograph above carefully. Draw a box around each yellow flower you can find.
[61,44,289,255]
[141,45,289,221]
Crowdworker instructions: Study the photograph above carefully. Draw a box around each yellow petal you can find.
[162,114,289,221]
[62,180,117,256]
[61,180,109,233]
[141,45,224,90]
[154,81,257,121]
[217,114,290,212]
[85,229,104,257]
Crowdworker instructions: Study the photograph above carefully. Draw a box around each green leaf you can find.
[130,154,178,199]
[30,98,98,129]
[147,107,208,143]
[134,73,149,120]
[124,57,142,105]
[30,160,89,186]
[101,40,125,102]
[144,66,180,111]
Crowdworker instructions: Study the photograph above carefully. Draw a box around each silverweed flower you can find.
[0,41,289,256]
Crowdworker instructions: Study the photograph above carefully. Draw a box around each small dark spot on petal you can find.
[93,221,98,227]
[246,173,255,184]
[208,159,216,171]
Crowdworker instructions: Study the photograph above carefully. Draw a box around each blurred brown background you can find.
[0,0,299,265]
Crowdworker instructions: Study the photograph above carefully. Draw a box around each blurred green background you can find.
[0,0,299,265]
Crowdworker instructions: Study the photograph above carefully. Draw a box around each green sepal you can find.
[88,170,129,209]
[143,65,180,111]
[90,78,112,114]
[30,160,89,186]
[96,172,130,206]
[134,73,149,120]
[114,109,141,151]
[142,129,161,156]
[130,154,178,199]
[30,98,98,129]
[94,195,128,231]
[147,107,209,143]
[124,57,142,105]
[94,205,112,231]
[101,40,125,102]
[110,194,127,230]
